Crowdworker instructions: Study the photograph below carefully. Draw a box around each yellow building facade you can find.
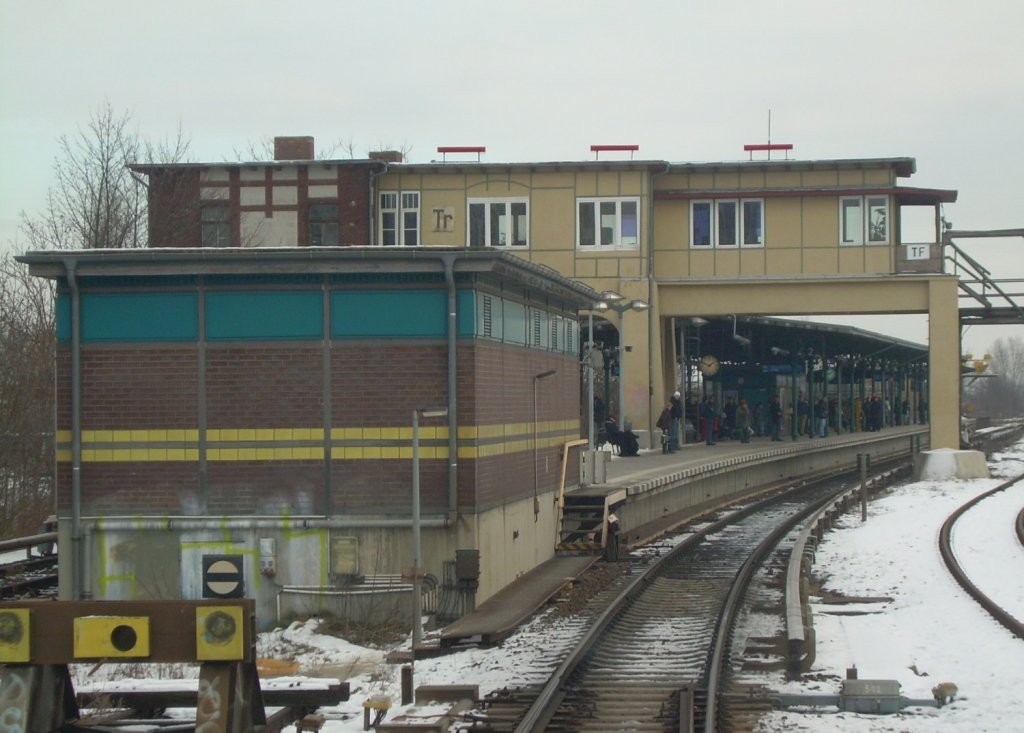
[377,155,960,448]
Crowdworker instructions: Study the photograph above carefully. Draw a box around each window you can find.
[468,198,528,247]
[309,203,339,246]
[201,206,231,247]
[576,198,639,248]
[840,195,888,245]
[379,191,420,246]
[690,198,764,248]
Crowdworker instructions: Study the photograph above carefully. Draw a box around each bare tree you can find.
[964,335,1024,419]
[0,246,56,537]
[18,101,192,251]
[1,104,193,538]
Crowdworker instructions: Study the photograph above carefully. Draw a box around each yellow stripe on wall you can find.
[57,421,580,462]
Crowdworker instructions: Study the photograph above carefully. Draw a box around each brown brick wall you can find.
[56,327,582,518]
[78,347,199,430]
[147,169,201,248]
[207,346,323,426]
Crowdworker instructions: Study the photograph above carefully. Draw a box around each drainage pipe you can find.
[64,257,84,600]
[646,164,671,443]
[441,254,460,523]
[82,516,450,533]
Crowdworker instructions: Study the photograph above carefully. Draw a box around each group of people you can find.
[604,387,916,457]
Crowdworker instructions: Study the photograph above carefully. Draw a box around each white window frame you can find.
[839,195,889,246]
[576,197,640,249]
[690,198,764,248]
[379,190,420,246]
[467,197,529,248]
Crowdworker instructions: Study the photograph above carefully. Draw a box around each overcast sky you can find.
[2,0,1021,355]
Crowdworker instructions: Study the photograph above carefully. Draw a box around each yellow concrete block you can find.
[73,616,150,658]
[238,429,255,441]
[274,428,292,440]
[195,606,245,661]
[256,447,275,460]
[254,429,274,441]
[0,609,30,663]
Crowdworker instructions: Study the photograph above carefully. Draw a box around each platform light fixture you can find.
[584,291,624,450]
[411,406,447,652]
[607,298,650,431]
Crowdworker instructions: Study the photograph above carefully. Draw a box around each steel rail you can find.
[1017,505,1024,549]
[938,470,1024,640]
[511,483,802,733]
[702,479,857,732]
[512,464,870,733]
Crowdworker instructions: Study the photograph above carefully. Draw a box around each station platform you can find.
[438,425,927,649]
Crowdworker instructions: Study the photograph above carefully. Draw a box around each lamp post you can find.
[533,369,557,516]
[608,298,650,432]
[411,406,447,653]
[584,291,624,450]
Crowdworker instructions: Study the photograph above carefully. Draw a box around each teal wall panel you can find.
[206,291,323,340]
[457,289,475,338]
[80,292,198,342]
[332,289,447,338]
[56,294,71,342]
[504,301,527,346]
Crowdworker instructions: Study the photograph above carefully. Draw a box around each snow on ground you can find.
[73,438,1024,732]
[751,438,1024,733]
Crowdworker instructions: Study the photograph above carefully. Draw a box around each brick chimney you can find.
[274,136,315,161]
[369,150,404,163]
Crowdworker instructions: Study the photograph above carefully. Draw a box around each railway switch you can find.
[195,605,245,660]
[0,608,30,662]
[73,615,151,658]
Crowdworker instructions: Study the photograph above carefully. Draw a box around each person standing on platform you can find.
[736,398,752,444]
[670,391,683,451]
[656,402,672,453]
[701,396,717,446]
[769,395,783,441]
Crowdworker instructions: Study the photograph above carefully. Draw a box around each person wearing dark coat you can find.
[669,391,683,451]
[656,403,673,453]
[700,397,717,446]
[604,414,640,456]
[769,395,783,441]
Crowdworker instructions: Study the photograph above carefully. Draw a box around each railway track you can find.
[469,464,899,733]
[938,470,1024,640]
[0,529,58,599]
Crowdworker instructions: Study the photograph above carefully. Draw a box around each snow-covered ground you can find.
[74,438,1024,732]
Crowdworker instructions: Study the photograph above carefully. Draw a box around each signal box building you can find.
[134,139,961,451]
[19,248,594,626]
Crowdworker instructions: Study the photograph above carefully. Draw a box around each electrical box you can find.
[455,549,480,582]
[330,536,359,576]
[0,608,31,663]
[259,538,276,577]
[73,615,151,658]
[841,679,901,714]
[195,605,245,661]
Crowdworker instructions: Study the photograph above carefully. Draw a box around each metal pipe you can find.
[80,516,449,532]
[533,370,557,518]
[63,257,83,600]
[412,408,423,650]
[441,255,459,522]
